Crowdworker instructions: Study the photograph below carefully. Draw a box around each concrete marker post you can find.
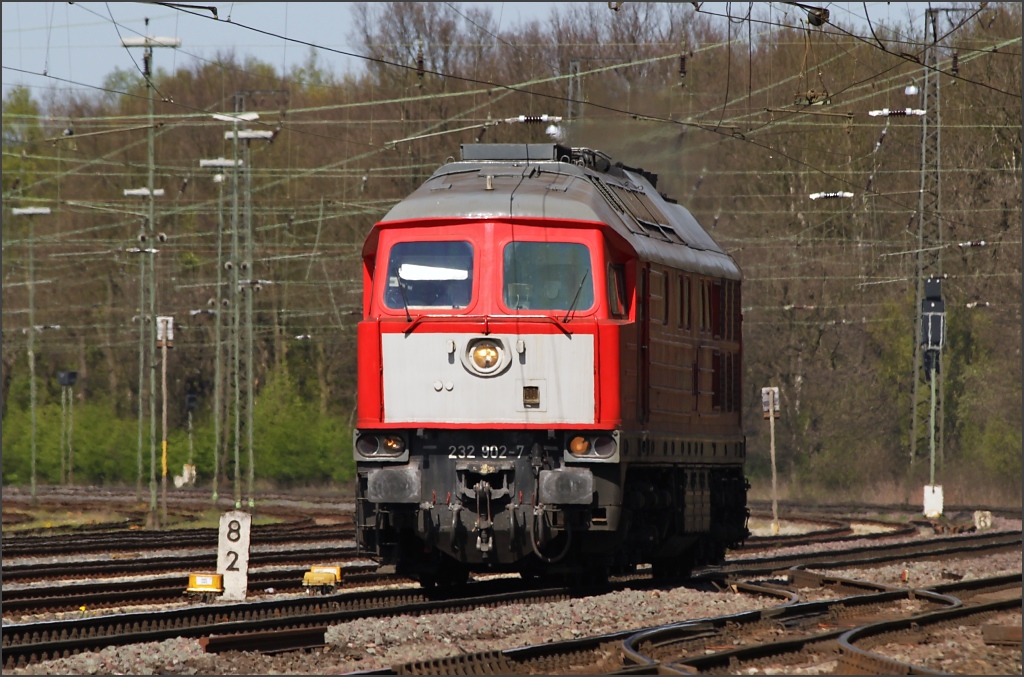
[217,510,251,601]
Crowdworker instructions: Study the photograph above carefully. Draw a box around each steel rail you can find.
[2,545,360,581]
[740,515,918,550]
[836,581,1023,674]
[4,535,1019,669]
[2,566,393,614]
[374,573,1021,675]
[2,520,354,556]
[1,579,580,670]
[719,529,1022,577]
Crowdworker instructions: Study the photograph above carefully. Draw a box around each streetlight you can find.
[868,108,926,117]
[199,157,244,506]
[808,191,855,200]
[122,21,179,527]
[12,206,51,501]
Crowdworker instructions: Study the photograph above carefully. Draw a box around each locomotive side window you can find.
[384,241,473,309]
[607,264,626,318]
[649,269,668,325]
[700,280,711,333]
[679,275,691,331]
[712,350,722,410]
[733,281,741,341]
[712,281,723,338]
[662,270,671,325]
[503,242,594,311]
[722,280,731,341]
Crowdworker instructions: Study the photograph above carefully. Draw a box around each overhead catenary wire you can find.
[6,7,1015,340]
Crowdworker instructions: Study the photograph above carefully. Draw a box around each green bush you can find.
[253,369,354,486]
[2,387,138,485]
[2,369,355,489]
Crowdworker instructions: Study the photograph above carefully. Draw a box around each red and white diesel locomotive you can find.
[355,143,748,585]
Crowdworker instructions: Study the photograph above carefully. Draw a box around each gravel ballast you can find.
[8,547,1020,676]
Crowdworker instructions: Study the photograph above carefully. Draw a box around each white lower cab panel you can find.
[382,332,595,424]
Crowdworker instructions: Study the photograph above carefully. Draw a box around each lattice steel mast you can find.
[910,8,944,468]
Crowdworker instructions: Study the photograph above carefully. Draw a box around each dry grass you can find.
[748,474,1022,510]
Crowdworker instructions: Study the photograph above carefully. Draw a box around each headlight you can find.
[355,433,406,459]
[467,339,503,375]
[472,342,500,369]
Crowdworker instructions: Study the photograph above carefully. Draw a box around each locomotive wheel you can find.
[420,563,470,588]
[651,551,695,580]
[579,566,610,587]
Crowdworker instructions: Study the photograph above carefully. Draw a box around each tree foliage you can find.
[1,3,1019,500]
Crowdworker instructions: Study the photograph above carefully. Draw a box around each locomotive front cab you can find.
[355,220,630,580]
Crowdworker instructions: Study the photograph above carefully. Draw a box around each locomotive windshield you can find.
[503,242,594,311]
[385,241,473,309]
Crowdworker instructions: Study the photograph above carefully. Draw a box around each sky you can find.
[1,2,557,99]
[2,2,931,101]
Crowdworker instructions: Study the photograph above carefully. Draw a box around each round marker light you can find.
[471,341,501,372]
[356,435,379,456]
[381,435,405,455]
[570,436,590,455]
[593,435,616,457]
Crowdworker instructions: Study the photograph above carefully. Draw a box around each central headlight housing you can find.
[461,338,508,377]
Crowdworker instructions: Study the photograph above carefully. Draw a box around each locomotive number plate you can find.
[448,444,525,460]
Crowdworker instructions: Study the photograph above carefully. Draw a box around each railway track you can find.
[747,498,1022,522]
[740,514,917,551]
[718,529,1021,577]
[2,519,354,557]
[1,578,579,670]
[3,529,1019,669]
[4,520,1002,614]
[1,564,393,615]
[2,545,360,582]
[366,573,1021,675]
[0,512,920,583]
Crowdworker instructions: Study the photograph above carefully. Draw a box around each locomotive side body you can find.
[355,144,748,583]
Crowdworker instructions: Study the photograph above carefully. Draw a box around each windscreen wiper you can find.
[396,278,412,322]
[562,269,590,323]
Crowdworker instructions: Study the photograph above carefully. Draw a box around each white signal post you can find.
[761,387,781,536]
[158,316,174,523]
[217,510,252,601]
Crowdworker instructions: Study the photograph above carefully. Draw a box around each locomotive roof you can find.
[376,144,740,280]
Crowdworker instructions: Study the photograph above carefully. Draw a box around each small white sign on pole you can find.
[761,387,780,419]
[217,510,251,601]
[762,387,781,536]
[157,315,174,347]
[923,485,944,519]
